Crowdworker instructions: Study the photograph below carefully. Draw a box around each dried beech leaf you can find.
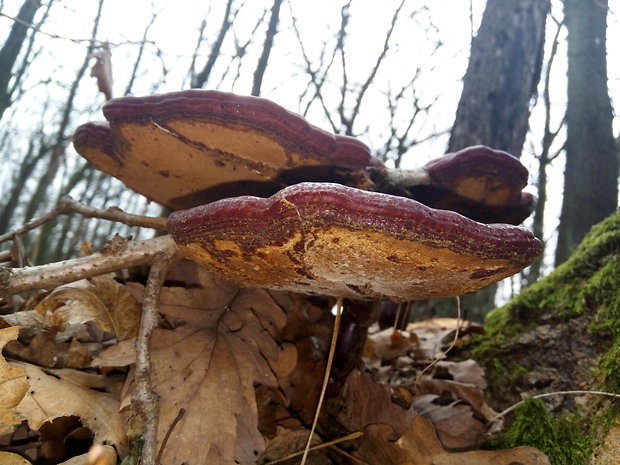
[34,277,141,342]
[14,363,126,453]
[89,275,141,341]
[35,282,115,334]
[0,451,32,464]
[358,415,551,465]
[416,377,497,421]
[335,369,413,439]
[90,338,136,368]
[141,285,288,465]
[442,359,487,389]
[90,43,113,100]
[0,327,28,435]
[414,400,486,450]
[0,310,46,329]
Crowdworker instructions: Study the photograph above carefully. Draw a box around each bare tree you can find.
[0,0,44,119]
[190,0,236,88]
[525,15,564,286]
[251,0,283,96]
[426,0,551,320]
[555,0,618,265]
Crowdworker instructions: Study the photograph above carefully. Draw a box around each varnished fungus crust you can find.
[73,90,380,210]
[407,146,534,224]
[167,183,542,301]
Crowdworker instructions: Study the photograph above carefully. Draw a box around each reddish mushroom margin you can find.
[167,182,542,302]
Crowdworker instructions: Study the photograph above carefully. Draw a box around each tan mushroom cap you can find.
[167,182,542,302]
[73,90,380,210]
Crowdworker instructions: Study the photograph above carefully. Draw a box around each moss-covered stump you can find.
[471,210,620,464]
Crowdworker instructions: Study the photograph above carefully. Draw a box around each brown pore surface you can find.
[168,183,542,302]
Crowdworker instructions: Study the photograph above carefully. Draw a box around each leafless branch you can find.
[133,247,178,465]
[0,196,167,245]
[0,235,180,297]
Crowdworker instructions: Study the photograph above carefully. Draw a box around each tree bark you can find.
[251,0,283,96]
[440,0,550,320]
[448,0,549,156]
[554,0,618,266]
[0,0,43,120]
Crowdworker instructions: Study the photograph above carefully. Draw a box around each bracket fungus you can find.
[73,90,534,226]
[373,145,535,225]
[167,182,542,302]
[73,90,380,210]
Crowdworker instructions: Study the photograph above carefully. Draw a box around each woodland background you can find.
[1,1,620,465]
[0,0,619,316]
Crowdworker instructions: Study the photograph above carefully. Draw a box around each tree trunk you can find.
[434,0,550,320]
[0,0,43,120]
[251,0,283,96]
[554,0,618,266]
[448,0,549,155]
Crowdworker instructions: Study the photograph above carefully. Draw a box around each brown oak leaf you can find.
[357,415,551,465]
[0,327,28,435]
[131,272,289,465]
[13,363,126,453]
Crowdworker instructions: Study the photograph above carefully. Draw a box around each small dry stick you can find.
[132,248,178,465]
[0,196,167,245]
[300,298,344,465]
[264,431,363,465]
[0,235,179,297]
[492,390,620,422]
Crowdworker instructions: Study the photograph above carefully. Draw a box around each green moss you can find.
[471,210,620,388]
[490,399,592,465]
[470,211,620,463]
[509,211,619,324]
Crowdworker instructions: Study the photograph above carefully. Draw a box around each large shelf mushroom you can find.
[73,90,380,210]
[167,182,542,302]
[73,90,534,225]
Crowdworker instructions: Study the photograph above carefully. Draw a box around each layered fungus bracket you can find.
[73,90,535,225]
[167,182,542,302]
[73,90,380,210]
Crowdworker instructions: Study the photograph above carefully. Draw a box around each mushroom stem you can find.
[328,299,381,395]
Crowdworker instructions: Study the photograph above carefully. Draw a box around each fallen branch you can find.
[133,247,178,465]
[492,390,620,422]
[0,196,167,245]
[0,235,180,297]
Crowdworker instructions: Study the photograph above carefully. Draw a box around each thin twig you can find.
[264,431,362,465]
[492,390,620,422]
[133,248,178,465]
[300,298,344,465]
[0,235,180,297]
[0,196,167,244]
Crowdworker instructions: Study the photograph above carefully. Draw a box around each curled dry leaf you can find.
[413,394,486,450]
[0,327,28,435]
[357,415,551,465]
[35,276,141,341]
[13,363,127,454]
